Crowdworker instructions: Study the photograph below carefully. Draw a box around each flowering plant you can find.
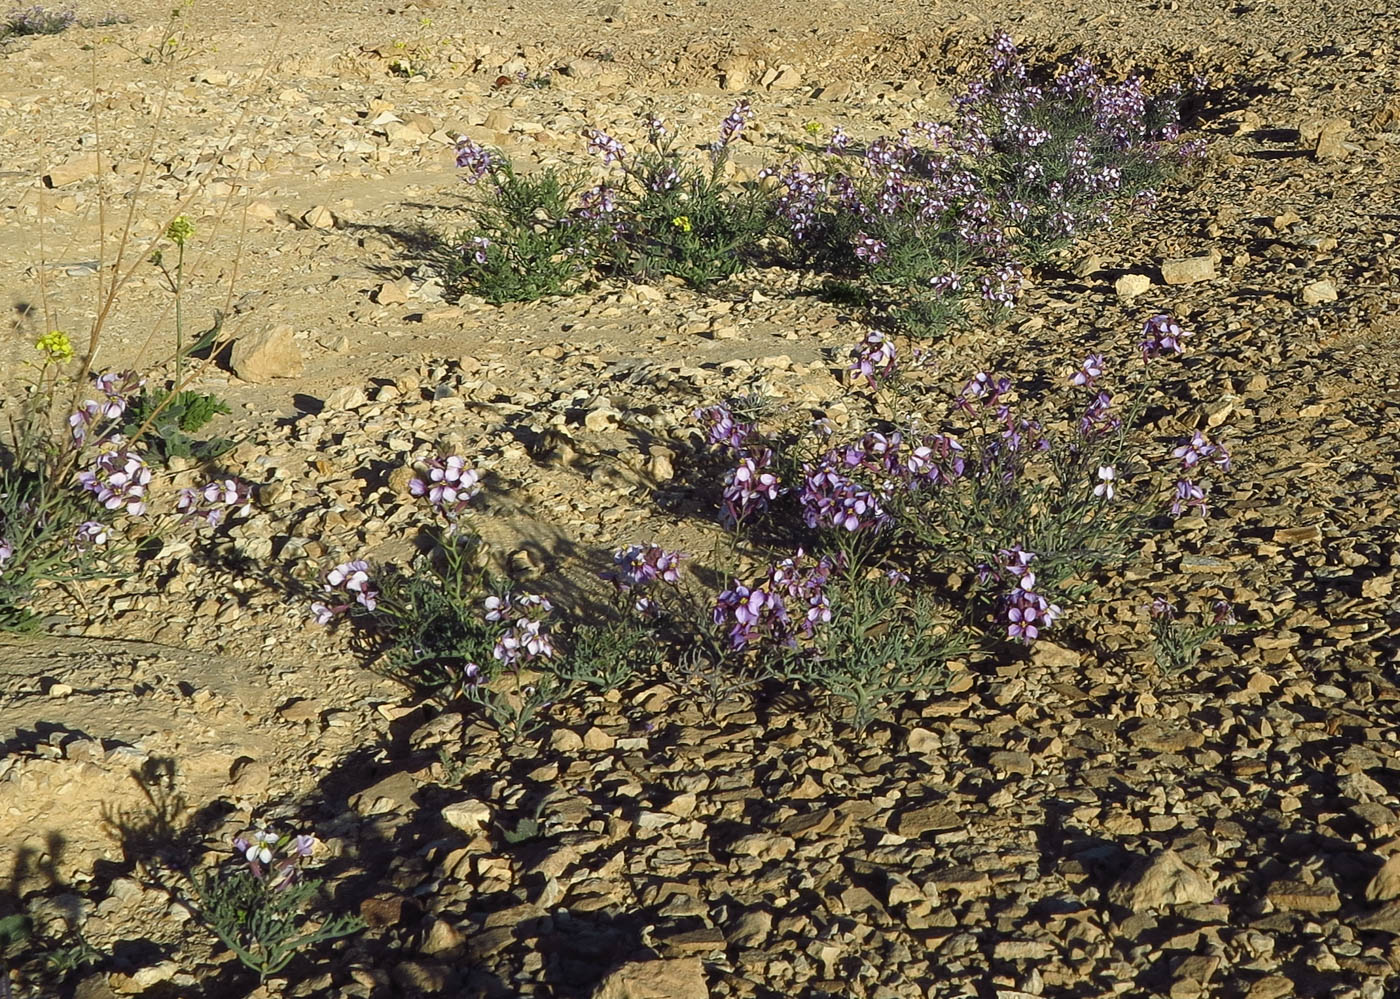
[191,828,362,983]
[582,104,770,287]
[446,137,598,303]
[0,350,248,630]
[763,32,1200,338]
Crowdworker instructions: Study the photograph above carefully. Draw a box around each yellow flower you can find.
[165,215,194,246]
[803,120,824,136]
[35,330,74,363]
[671,215,692,233]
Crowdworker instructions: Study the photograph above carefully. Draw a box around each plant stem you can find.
[174,240,185,388]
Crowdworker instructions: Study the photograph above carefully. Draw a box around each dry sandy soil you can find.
[2,0,1400,996]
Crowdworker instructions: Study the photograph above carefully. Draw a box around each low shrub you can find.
[688,314,1235,723]
[764,32,1201,337]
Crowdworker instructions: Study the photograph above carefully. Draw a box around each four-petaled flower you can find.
[1094,465,1116,500]
[177,478,253,528]
[1140,313,1190,357]
[586,128,626,165]
[311,560,379,624]
[1071,353,1104,387]
[409,455,481,523]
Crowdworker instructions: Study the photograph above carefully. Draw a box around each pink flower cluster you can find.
[409,455,481,522]
[77,446,152,517]
[311,560,378,624]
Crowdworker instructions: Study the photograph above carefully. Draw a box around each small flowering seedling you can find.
[191,829,363,983]
[1147,597,1239,676]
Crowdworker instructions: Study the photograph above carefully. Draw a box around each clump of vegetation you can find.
[190,829,363,984]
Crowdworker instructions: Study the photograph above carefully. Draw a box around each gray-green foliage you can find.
[191,865,362,982]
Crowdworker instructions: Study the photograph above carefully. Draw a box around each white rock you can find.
[1160,255,1217,285]
[302,205,337,229]
[231,324,304,381]
[1301,278,1337,304]
[1114,273,1151,299]
[441,798,492,833]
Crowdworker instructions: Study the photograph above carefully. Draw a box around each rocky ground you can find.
[2,0,1400,996]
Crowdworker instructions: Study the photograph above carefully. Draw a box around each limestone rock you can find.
[895,803,962,837]
[592,957,709,999]
[302,205,337,229]
[1160,255,1217,285]
[1111,849,1216,910]
[1301,278,1337,304]
[1267,878,1340,913]
[375,278,411,305]
[231,324,303,380]
[1114,273,1151,299]
[441,798,492,833]
[1366,854,1400,903]
[44,152,103,188]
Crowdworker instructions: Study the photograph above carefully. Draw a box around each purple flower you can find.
[849,330,897,388]
[1005,586,1060,643]
[72,520,108,552]
[1148,595,1175,620]
[69,370,144,445]
[693,403,753,453]
[980,260,1023,308]
[982,547,1061,644]
[455,137,496,182]
[77,446,152,517]
[1079,390,1120,438]
[464,235,492,265]
[716,100,752,148]
[988,30,1025,80]
[1070,354,1105,387]
[929,272,962,296]
[484,591,550,623]
[1172,430,1232,472]
[608,544,687,592]
[1170,478,1207,517]
[798,462,891,534]
[495,618,554,664]
[722,449,784,525]
[586,128,626,165]
[488,592,555,666]
[312,559,379,623]
[648,166,680,192]
[176,478,252,528]
[961,371,1012,408]
[409,455,481,522]
[1140,313,1190,357]
[576,184,618,224]
[0,537,13,568]
[853,233,887,265]
[713,551,833,651]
